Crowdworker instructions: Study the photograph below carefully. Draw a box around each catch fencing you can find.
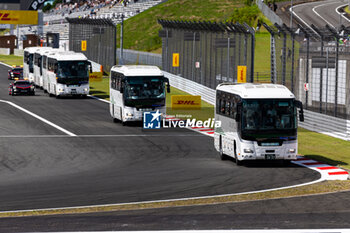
[158,20,255,90]
[67,18,116,72]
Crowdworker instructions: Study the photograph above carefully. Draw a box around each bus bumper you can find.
[56,84,89,96]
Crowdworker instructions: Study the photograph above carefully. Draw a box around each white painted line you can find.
[312,2,336,28]
[0,100,77,137]
[336,4,350,22]
[0,61,13,68]
[291,2,321,36]
[40,230,350,233]
[0,177,324,215]
[0,134,205,138]
[87,94,110,103]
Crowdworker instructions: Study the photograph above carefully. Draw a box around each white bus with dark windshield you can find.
[109,65,170,124]
[214,83,304,165]
[46,51,91,97]
[24,47,42,83]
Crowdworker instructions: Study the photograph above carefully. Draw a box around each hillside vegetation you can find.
[118,0,271,53]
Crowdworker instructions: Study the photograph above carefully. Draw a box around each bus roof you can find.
[110,65,163,76]
[35,47,61,56]
[217,83,295,99]
[47,51,88,61]
[24,46,42,53]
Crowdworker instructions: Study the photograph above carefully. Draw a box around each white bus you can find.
[46,51,91,97]
[23,47,42,83]
[33,47,53,88]
[109,65,170,124]
[42,49,61,92]
[214,83,304,165]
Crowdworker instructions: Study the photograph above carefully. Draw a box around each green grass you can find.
[254,32,271,81]
[119,0,256,52]
[345,6,350,14]
[0,55,23,66]
[298,128,350,170]
[90,77,110,100]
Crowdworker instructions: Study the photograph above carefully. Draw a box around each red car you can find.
[8,66,23,80]
[9,80,35,96]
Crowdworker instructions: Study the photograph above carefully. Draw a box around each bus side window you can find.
[226,101,231,116]
[116,74,121,91]
[54,61,58,73]
[216,91,221,114]
[111,73,116,89]
[220,99,226,115]
[231,95,238,118]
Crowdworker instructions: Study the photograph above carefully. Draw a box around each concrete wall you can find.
[14,49,24,57]
[0,48,10,55]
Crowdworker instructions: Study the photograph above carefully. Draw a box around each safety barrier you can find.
[299,110,350,141]
[117,48,162,67]
[163,71,215,105]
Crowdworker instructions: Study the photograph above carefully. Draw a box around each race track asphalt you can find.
[0,63,320,221]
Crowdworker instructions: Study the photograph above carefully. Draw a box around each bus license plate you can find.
[71,89,77,94]
[265,154,276,160]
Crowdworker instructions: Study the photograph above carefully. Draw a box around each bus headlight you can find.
[58,88,64,92]
[243,149,254,153]
[289,149,296,153]
[83,88,88,92]
[126,113,133,117]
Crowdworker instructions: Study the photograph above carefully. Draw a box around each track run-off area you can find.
[0,63,322,214]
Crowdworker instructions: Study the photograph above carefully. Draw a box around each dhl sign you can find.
[0,10,38,25]
[171,95,201,109]
[89,72,103,82]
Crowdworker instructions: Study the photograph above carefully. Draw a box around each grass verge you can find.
[0,54,23,67]
[0,180,349,218]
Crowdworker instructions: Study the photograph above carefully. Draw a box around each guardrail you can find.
[163,71,215,105]
[117,48,162,67]
[256,0,283,25]
[299,110,350,141]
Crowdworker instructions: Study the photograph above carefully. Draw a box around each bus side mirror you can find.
[165,77,170,93]
[88,62,92,73]
[295,100,304,122]
[167,84,170,93]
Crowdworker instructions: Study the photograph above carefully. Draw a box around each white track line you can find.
[291,1,321,35]
[312,2,336,28]
[0,61,12,68]
[0,176,324,215]
[0,100,76,137]
[336,4,350,22]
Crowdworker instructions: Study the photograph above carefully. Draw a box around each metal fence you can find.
[158,20,255,90]
[264,23,350,120]
[298,25,350,120]
[67,18,116,72]
[116,48,162,67]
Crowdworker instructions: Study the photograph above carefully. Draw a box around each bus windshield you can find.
[124,76,165,100]
[241,99,297,139]
[57,61,89,78]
